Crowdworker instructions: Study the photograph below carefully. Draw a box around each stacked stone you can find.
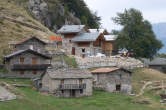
[75,56,144,69]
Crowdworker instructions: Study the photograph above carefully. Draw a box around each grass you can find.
[0,68,8,74]
[0,88,165,110]
[64,56,78,68]
[0,19,4,24]
[132,68,166,93]
[0,68,166,110]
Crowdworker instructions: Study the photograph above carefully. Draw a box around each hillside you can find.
[0,0,101,63]
[0,68,166,110]
[0,0,57,63]
[152,23,166,53]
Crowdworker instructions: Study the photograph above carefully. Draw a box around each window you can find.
[117,74,122,80]
[33,71,37,75]
[61,90,64,94]
[20,71,24,75]
[29,45,33,50]
[20,58,24,63]
[82,48,85,53]
[61,79,64,84]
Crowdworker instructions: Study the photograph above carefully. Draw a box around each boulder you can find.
[0,86,16,101]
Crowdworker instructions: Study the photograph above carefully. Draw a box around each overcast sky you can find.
[84,0,166,31]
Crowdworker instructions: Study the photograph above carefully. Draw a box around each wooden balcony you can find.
[59,84,86,90]
[12,64,51,70]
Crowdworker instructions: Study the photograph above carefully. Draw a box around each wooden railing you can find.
[59,84,86,90]
[12,64,51,70]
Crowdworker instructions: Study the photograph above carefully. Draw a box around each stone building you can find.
[57,25,89,54]
[58,25,118,57]
[4,49,51,78]
[4,36,51,78]
[11,36,47,54]
[41,68,93,97]
[91,67,132,94]
[72,33,105,57]
[142,57,166,73]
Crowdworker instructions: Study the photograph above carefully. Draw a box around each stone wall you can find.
[61,35,75,55]
[75,56,144,69]
[93,70,132,94]
[74,42,102,57]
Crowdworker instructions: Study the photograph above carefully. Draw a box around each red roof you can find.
[91,67,120,74]
[49,36,62,41]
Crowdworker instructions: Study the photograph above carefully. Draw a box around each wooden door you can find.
[32,58,37,64]
[79,79,82,84]
[72,47,75,55]
[70,90,76,97]
[116,85,121,91]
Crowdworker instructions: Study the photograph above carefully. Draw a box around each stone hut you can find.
[72,32,105,57]
[4,49,51,78]
[91,67,132,94]
[142,58,166,73]
[11,36,47,54]
[57,25,89,55]
[41,68,93,97]
[3,36,51,78]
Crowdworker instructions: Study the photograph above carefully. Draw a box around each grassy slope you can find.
[0,68,166,110]
[0,0,56,63]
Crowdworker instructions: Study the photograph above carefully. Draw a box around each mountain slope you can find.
[0,0,56,63]
[152,23,166,53]
[28,0,100,30]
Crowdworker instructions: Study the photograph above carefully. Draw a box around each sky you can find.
[84,0,166,31]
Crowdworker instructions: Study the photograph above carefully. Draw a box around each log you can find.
[12,84,31,87]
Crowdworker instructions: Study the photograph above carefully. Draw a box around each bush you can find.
[0,68,8,74]
[64,56,78,68]
[0,19,4,24]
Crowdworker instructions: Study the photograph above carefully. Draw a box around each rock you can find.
[75,56,144,69]
[28,0,51,28]
[28,0,81,30]
[0,86,16,101]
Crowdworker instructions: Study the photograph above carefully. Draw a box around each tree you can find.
[112,8,163,58]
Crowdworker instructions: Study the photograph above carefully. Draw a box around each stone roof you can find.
[104,35,117,41]
[91,67,132,74]
[57,25,85,34]
[47,68,93,79]
[4,49,51,59]
[15,36,47,45]
[72,32,102,42]
[89,29,105,33]
[142,57,166,66]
